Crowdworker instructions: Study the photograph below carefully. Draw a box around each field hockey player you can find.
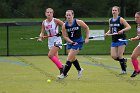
[38,8,64,75]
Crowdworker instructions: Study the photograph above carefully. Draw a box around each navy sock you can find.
[119,58,126,71]
[114,57,120,61]
[72,59,81,71]
[63,61,72,76]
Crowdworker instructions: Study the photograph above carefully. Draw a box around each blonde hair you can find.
[66,10,74,15]
[46,8,54,13]
[112,6,120,13]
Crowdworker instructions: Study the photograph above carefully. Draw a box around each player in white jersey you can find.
[38,8,64,75]
[130,11,140,77]
[43,18,62,49]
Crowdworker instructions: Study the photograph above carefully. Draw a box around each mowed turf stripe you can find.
[81,61,133,72]
[0,57,29,66]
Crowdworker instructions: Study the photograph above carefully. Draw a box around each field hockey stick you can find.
[20,34,59,40]
[118,39,131,42]
[54,41,84,47]
[89,35,105,39]
[118,38,140,42]
[54,43,67,47]
[89,33,118,39]
[20,36,47,40]
[20,31,62,40]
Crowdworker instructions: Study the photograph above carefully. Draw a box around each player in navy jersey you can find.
[38,8,64,75]
[58,10,89,79]
[106,6,131,74]
[130,11,140,77]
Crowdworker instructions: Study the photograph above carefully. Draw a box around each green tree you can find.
[0,0,11,17]
[126,0,139,17]
[0,0,140,18]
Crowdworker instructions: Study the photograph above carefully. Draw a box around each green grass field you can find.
[0,55,140,93]
[0,23,138,56]
[1,18,140,92]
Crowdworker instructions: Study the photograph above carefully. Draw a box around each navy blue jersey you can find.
[65,19,83,42]
[110,16,126,42]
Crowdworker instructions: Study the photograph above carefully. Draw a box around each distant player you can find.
[57,10,89,79]
[38,8,64,74]
[105,6,131,74]
[130,11,140,77]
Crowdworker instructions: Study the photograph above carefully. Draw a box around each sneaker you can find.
[130,70,140,77]
[78,68,84,79]
[119,70,127,75]
[57,73,68,79]
[57,73,64,79]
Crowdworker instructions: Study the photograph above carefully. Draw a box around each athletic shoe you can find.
[119,70,127,75]
[78,68,84,79]
[57,73,68,79]
[130,70,140,77]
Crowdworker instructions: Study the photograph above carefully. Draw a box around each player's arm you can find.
[54,18,64,36]
[77,20,89,43]
[118,17,131,34]
[54,18,64,26]
[105,19,112,35]
[61,24,74,44]
[38,22,45,41]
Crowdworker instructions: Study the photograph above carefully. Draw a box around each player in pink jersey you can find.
[38,8,64,75]
[130,11,140,77]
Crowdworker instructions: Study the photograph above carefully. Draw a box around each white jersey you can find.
[137,27,140,37]
[42,18,62,49]
[137,26,140,46]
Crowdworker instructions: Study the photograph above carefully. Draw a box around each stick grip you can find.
[42,35,54,38]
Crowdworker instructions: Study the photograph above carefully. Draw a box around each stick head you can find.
[118,39,128,41]
[20,38,27,40]
[30,38,35,39]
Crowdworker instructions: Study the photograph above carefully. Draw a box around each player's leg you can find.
[71,43,84,79]
[53,51,64,74]
[111,46,126,74]
[130,46,140,77]
[48,46,63,73]
[72,59,82,71]
[54,50,59,58]
[117,45,127,74]
[72,56,83,79]
[111,47,118,60]
[57,49,80,79]
[61,49,83,76]
[63,49,79,76]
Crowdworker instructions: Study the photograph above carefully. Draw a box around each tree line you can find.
[0,0,140,18]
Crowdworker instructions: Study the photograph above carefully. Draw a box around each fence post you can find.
[6,26,9,56]
[121,0,126,17]
[64,40,67,55]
